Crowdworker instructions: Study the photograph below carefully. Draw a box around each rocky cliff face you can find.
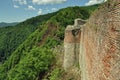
[64,0,120,80]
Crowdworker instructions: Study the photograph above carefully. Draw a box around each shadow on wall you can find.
[63,18,86,70]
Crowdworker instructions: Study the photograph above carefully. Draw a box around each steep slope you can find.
[0,13,56,62]
[0,5,99,80]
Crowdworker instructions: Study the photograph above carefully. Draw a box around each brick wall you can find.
[80,0,120,80]
[63,19,86,70]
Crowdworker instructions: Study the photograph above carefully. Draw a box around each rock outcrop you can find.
[64,0,120,80]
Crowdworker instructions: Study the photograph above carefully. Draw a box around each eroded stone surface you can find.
[80,0,120,80]
[64,0,120,80]
[63,19,86,70]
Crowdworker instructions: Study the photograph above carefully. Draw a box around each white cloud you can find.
[32,0,67,5]
[13,0,27,5]
[104,0,107,2]
[13,5,19,8]
[28,5,36,10]
[85,0,106,6]
[51,8,57,11]
[38,9,42,15]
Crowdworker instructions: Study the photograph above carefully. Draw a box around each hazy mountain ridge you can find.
[0,22,19,27]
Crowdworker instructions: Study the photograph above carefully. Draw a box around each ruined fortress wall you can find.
[63,24,81,70]
[64,43,80,70]
[80,0,120,80]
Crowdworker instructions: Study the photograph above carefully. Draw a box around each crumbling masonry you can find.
[63,19,86,70]
[63,0,120,80]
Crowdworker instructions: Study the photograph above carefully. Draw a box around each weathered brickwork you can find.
[80,0,120,80]
[63,19,86,70]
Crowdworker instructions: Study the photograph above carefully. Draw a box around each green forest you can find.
[0,5,99,80]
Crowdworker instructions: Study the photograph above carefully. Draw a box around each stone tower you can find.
[63,19,86,70]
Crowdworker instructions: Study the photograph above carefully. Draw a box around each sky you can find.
[0,0,106,23]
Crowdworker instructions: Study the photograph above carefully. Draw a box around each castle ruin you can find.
[63,19,86,70]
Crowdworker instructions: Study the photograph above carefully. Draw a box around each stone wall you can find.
[64,0,120,80]
[80,0,120,80]
[63,19,86,70]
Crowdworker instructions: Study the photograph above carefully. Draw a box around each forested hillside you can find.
[0,5,99,80]
[0,13,56,62]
